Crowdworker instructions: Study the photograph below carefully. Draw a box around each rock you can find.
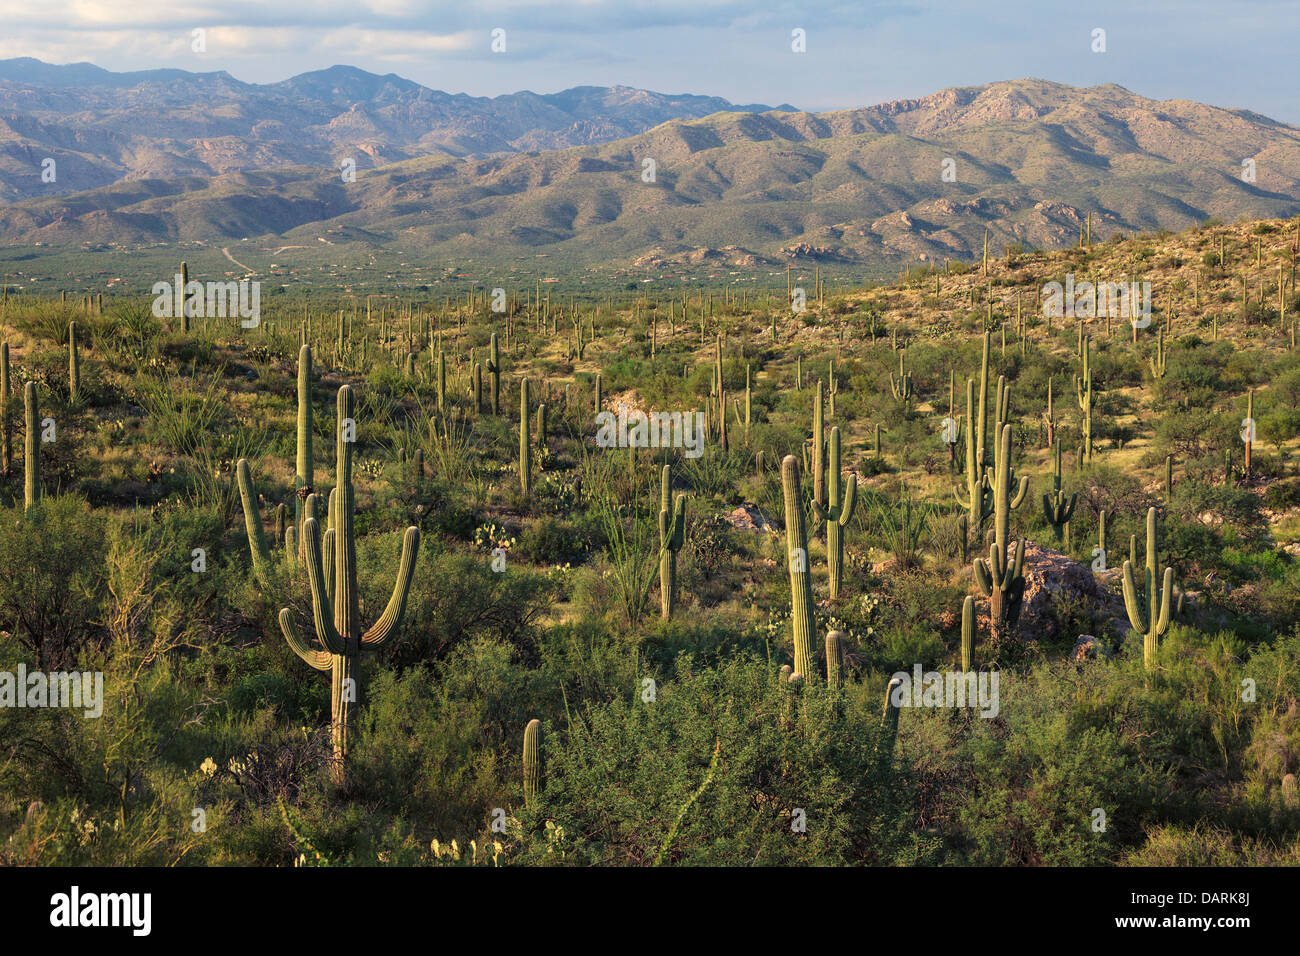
[725,504,774,533]
[1015,542,1123,642]
[1072,634,1111,662]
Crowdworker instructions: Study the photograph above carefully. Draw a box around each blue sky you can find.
[1,0,1297,121]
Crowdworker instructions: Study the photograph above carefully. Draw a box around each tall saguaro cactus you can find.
[67,321,79,402]
[274,385,421,785]
[519,378,532,495]
[658,464,687,619]
[810,380,826,516]
[1041,438,1077,542]
[1075,335,1094,461]
[952,332,995,536]
[781,455,816,681]
[889,348,913,402]
[973,423,1030,642]
[1122,506,1175,670]
[960,595,976,672]
[487,332,501,415]
[23,381,39,512]
[295,345,314,553]
[812,426,858,599]
[0,342,9,476]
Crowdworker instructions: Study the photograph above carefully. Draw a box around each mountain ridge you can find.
[0,57,795,202]
[1,74,1299,278]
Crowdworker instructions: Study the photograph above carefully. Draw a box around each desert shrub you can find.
[0,497,108,669]
[518,657,927,865]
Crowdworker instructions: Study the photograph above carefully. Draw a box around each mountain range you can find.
[1,61,1299,277]
[0,57,791,202]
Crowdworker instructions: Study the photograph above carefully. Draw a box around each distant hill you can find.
[1,77,1298,277]
[0,58,793,201]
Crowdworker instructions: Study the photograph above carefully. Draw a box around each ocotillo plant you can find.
[960,595,976,672]
[274,385,421,785]
[1122,506,1175,670]
[812,426,857,600]
[974,423,1029,642]
[1041,439,1077,542]
[487,332,501,414]
[658,465,687,619]
[523,719,542,807]
[781,455,816,681]
[23,381,39,512]
[519,378,531,495]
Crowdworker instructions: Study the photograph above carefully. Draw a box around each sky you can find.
[0,0,1297,121]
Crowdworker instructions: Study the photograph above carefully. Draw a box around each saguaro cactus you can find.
[960,595,976,672]
[812,426,858,600]
[781,455,816,681]
[889,348,913,402]
[68,321,79,401]
[274,385,421,785]
[523,719,542,807]
[811,380,826,515]
[295,345,314,554]
[973,423,1029,642]
[487,332,501,414]
[23,381,39,512]
[1122,506,1175,670]
[0,342,9,476]
[1041,438,1077,542]
[1149,328,1168,380]
[953,332,995,532]
[1075,336,1094,461]
[436,351,446,410]
[825,630,843,689]
[180,261,191,333]
[519,378,532,495]
[658,464,687,619]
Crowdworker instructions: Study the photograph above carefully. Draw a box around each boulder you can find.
[1015,542,1125,642]
[725,504,775,534]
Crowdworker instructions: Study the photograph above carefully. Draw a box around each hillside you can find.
[2,212,1299,868]
[1,78,1298,280]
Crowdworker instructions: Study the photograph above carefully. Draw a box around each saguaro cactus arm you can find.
[1122,562,1173,636]
[277,609,333,671]
[301,515,346,655]
[236,459,274,582]
[361,526,421,647]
